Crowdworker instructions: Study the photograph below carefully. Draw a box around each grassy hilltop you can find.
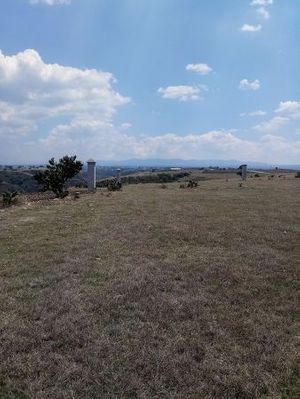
[0,173,299,398]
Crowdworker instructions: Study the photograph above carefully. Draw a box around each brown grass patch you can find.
[0,176,299,398]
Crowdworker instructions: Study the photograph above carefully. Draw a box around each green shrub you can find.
[2,191,18,207]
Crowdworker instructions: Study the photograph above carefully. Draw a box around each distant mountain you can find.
[96,158,300,170]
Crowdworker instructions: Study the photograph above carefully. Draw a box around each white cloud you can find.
[19,120,298,164]
[250,0,273,6]
[252,100,300,134]
[0,49,130,137]
[120,122,132,130]
[2,109,299,164]
[241,1,272,39]
[240,24,262,32]
[241,110,267,117]
[186,63,212,75]
[158,85,205,102]
[253,116,289,132]
[275,101,300,119]
[1,50,299,165]
[259,134,300,163]
[256,7,270,19]
[239,79,261,91]
[29,0,71,5]
[36,122,260,161]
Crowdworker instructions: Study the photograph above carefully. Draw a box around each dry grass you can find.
[0,174,299,398]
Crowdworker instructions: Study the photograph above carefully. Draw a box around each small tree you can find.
[34,155,83,198]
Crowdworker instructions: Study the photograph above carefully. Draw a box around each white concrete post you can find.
[87,159,96,190]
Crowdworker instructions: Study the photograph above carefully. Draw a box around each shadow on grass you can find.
[0,382,27,399]
[281,369,300,399]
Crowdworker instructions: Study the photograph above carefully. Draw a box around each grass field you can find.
[0,174,299,398]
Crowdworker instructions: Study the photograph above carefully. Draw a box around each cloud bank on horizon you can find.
[0,0,299,164]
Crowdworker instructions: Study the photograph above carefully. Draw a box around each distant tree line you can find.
[96,171,190,188]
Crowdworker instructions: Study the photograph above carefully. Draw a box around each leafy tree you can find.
[34,155,83,198]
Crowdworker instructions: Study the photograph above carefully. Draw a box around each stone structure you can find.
[87,159,96,190]
[116,168,121,184]
[240,164,247,181]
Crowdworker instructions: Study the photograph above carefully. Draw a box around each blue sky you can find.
[0,0,299,164]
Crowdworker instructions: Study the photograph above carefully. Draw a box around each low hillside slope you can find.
[0,177,299,398]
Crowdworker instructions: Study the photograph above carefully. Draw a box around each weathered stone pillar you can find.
[87,159,96,190]
[116,168,121,184]
[241,164,247,181]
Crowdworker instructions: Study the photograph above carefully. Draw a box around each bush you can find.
[106,178,122,191]
[187,180,198,188]
[2,191,18,207]
[295,172,300,178]
[34,155,83,198]
[160,184,168,189]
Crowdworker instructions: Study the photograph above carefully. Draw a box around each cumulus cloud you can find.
[18,119,298,164]
[158,85,205,101]
[250,0,273,6]
[250,0,273,20]
[2,110,299,164]
[252,100,300,134]
[259,134,300,163]
[1,50,299,165]
[275,101,300,119]
[256,7,270,19]
[120,122,132,130]
[239,79,260,91]
[29,0,71,5]
[241,110,266,117]
[240,24,262,32]
[36,121,260,161]
[0,49,130,137]
[253,116,289,132]
[186,63,212,75]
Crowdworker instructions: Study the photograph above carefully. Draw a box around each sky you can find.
[0,0,299,164]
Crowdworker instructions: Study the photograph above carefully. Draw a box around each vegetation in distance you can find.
[97,171,190,188]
